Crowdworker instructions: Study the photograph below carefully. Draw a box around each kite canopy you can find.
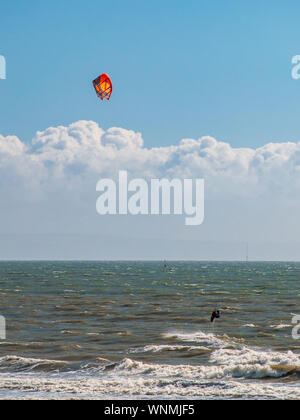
[93,73,112,101]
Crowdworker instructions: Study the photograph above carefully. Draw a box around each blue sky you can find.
[2,1,300,260]
[1,0,300,148]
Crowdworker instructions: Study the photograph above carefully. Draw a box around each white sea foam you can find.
[129,345,210,354]
[0,355,67,372]
[163,330,244,349]
[270,324,291,330]
[0,356,299,400]
[0,330,299,399]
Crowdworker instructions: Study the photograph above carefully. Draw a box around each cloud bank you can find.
[1,120,300,259]
[2,119,300,194]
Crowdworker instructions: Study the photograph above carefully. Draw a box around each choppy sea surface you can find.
[0,261,299,399]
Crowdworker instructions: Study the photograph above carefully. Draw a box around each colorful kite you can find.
[92,73,113,101]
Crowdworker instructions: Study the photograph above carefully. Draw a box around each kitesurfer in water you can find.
[211,310,220,323]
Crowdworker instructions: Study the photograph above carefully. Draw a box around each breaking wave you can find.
[0,330,300,399]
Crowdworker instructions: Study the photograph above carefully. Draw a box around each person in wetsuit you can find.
[211,310,220,323]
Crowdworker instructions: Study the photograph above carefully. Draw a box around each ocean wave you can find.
[163,330,244,349]
[1,328,298,382]
[0,371,299,400]
[0,356,68,373]
[210,346,300,379]
[270,324,291,330]
[0,326,300,399]
[0,342,46,349]
[129,344,211,355]
[112,352,300,381]
[0,345,299,399]
[2,348,297,381]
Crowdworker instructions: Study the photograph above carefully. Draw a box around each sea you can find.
[0,260,299,400]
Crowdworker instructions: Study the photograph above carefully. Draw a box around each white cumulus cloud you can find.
[0,120,300,258]
[1,120,299,196]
